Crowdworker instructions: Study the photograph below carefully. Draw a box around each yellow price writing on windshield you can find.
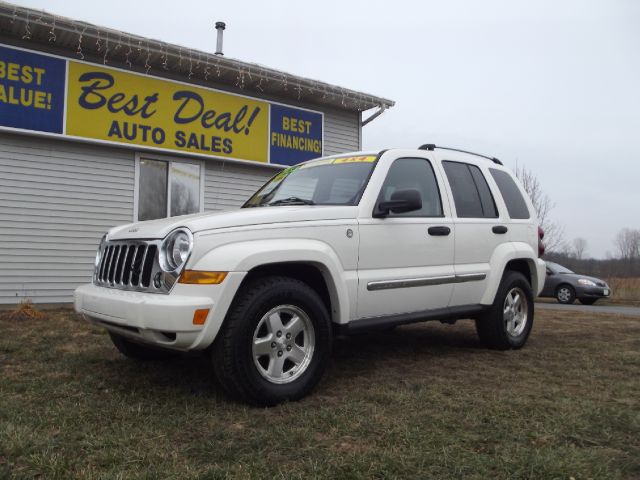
[332,155,377,164]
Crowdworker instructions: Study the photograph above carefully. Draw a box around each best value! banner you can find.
[0,44,323,166]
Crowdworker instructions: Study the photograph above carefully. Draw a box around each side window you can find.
[469,165,498,218]
[137,157,202,221]
[489,168,530,219]
[443,161,498,218]
[379,158,443,217]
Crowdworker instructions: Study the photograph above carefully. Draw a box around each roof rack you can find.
[418,144,503,165]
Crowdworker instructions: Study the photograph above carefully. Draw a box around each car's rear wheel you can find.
[212,276,332,406]
[579,298,598,305]
[475,271,534,350]
[109,332,176,360]
[556,285,576,304]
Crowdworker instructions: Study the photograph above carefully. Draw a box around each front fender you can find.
[190,238,352,325]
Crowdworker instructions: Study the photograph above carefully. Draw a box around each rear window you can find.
[489,169,530,219]
[442,161,498,218]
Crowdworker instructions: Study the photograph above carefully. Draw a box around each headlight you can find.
[160,228,193,272]
[578,278,596,286]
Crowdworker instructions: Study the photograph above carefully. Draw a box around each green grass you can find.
[1,308,639,479]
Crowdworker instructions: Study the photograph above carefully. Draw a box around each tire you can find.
[579,298,597,305]
[475,271,534,350]
[212,275,332,406]
[109,332,176,360]
[556,284,576,304]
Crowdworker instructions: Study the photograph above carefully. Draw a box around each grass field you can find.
[606,278,640,305]
[1,307,639,479]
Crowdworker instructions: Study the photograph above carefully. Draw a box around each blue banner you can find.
[270,104,323,166]
[0,45,65,134]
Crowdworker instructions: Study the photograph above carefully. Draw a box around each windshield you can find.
[243,155,377,207]
[547,262,574,274]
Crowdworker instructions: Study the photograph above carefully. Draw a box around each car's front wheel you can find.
[212,276,332,406]
[475,271,534,350]
[556,285,576,304]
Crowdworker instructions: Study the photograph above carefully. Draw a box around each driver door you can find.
[356,157,455,319]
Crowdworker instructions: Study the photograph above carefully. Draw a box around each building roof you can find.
[0,2,395,113]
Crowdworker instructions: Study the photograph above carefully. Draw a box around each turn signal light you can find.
[193,308,210,325]
[178,270,228,284]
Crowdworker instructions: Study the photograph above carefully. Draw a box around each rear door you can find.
[440,160,510,306]
[488,167,537,252]
[356,154,455,319]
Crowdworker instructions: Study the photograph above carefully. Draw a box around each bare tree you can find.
[614,228,640,260]
[572,237,587,260]
[514,164,565,252]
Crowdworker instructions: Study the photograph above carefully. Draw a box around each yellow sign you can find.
[66,62,269,162]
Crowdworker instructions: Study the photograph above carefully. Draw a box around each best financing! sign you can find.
[0,44,323,166]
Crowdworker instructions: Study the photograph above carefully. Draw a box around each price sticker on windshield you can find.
[299,154,377,169]
[332,155,377,164]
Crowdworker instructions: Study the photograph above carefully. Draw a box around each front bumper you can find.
[74,272,246,351]
[577,285,612,299]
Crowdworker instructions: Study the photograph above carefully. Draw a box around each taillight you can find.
[538,226,545,257]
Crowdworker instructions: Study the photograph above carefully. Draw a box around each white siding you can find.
[323,108,360,156]
[0,133,135,304]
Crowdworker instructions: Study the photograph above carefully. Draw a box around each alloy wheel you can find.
[252,305,315,384]
[503,287,528,337]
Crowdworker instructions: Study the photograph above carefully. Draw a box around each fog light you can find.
[193,309,210,325]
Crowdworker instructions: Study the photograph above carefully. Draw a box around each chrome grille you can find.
[94,240,167,293]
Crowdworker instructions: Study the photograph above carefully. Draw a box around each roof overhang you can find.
[0,2,395,114]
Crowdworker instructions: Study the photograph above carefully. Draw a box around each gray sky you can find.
[11,0,640,258]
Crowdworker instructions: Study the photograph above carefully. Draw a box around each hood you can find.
[107,205,358,240]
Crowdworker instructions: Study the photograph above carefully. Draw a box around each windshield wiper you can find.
[268,196,315,206]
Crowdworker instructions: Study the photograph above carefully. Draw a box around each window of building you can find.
[136,156,203,221]
[443,161,498,218]
[378,158,443,217]
[490,168,530,219]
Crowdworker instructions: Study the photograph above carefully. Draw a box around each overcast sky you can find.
[11,0,640,258]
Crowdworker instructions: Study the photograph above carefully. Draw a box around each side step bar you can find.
[335,304,490,335]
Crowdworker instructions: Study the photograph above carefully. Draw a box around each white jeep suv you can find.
[75,146,546,405]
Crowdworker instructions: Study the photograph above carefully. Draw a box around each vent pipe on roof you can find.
[215,21,226,56]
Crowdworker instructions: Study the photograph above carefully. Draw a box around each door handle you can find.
[428,226,451,236]
[492,225,508,234]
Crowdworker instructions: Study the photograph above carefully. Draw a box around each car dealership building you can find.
[0,3,393,304]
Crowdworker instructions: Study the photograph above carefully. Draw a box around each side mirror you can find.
[374,189,422,218]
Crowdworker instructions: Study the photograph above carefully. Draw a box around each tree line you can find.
[515,166,639,278]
